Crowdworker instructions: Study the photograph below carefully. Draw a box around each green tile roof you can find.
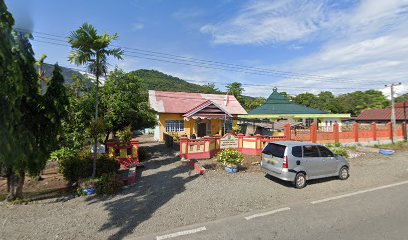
[248,88,327,115]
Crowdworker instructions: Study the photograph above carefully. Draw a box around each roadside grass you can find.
[373,141,408,150]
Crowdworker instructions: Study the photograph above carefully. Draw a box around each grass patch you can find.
[373,141,408,150]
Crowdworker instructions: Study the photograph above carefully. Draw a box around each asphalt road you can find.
[136,181,408,240]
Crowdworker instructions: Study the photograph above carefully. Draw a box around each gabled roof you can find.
[148,90,247,115]
[182,100,232,120]
[357,108,407,121]
[248,88,327,115]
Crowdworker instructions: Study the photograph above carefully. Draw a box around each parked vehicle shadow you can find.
[94,158,198,240]
[264,174,342,188]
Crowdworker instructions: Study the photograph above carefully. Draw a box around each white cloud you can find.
[201,0,340,45]
[201,0,408,98]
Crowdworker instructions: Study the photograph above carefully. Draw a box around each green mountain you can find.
[130,69,221,94]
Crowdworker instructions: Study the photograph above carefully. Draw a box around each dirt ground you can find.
[1,136,408,240]
[0,162,70,201]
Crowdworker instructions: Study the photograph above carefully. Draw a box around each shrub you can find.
[50,148,76,162]
[334,142,341,147]
[117,126,133,144]
[95,154,120,177]
[78,173,123,195]
[331,148,349,158]
[216,149,244,167]
[95,173,123,195]
[57,151,86,184]
[58,149,120,184]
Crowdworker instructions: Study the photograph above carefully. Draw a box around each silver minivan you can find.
[260,141,349,189]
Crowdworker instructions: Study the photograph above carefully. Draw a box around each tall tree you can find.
[226,82,244,105]
[68,23,123,178]
[0,0,69,200]
[101,69,156,137]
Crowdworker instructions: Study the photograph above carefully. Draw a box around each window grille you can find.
[165,120,184,132]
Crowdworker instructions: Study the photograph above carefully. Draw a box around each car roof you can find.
[267,141,322,147]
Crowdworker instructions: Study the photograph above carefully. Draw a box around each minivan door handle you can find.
[296,160,301,165]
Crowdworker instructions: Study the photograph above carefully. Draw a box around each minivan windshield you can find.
[262,143,286,158]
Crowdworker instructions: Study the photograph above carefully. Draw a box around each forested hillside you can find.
[130,69,221,94]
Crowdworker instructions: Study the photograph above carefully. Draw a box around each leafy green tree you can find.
[0,1,69,200]
[201,83,220,94]
[60,74,95,149]
[292,92,320,109]
[226,82,244,105]
[68,23,123,178]
[101,69,156,137]
[244,97,266,111]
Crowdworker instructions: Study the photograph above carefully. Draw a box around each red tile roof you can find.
[148,90,247,115]
[356,108,408,121]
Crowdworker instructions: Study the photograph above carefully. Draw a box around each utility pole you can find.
[385,82,401,144]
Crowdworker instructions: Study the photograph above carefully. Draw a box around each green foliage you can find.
[116,126,133,143]
[226,82,244,105]
[244,97,266,111]
[0,1,70,200]
[78,172,123,195]
[88,118,106,141]
[216,149,244,167]
[331,148,349,158]
[334,142,341,147]
[58,150,119,184]
[57,151,85,184]
[101,69,156,132]
[131,69,222,94]
[49,148,76,162]
[95,173,123,194]
[291,90,389,116]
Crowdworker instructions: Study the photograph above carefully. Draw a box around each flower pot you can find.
[82,187,96,196]
[224,166,238,173]
[379,149,394,155]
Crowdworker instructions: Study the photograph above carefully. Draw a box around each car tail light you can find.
[282,156,288,169]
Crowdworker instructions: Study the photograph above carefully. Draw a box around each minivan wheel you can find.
[294,173,306,189]
[339,166,349,180]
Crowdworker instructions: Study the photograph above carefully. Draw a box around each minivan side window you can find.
[292,146,302,157]
[318,146,334,157]
[302,146,320,157]
[262,143,286,158]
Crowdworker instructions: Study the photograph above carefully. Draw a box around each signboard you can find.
[220,133,239,149]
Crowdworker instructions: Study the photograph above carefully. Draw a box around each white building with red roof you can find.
[148,90,247,141]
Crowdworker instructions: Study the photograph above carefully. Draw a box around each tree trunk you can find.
[15,169,25,199]
[6,169,26,201]
[6,172,16,201]
[6,167,12,193]
[92,56,100,179]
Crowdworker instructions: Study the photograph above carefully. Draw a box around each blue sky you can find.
[5,0,408,97]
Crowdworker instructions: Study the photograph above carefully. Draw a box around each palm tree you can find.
[68,23,123,178]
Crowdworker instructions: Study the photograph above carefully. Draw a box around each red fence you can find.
[179,122,406,160]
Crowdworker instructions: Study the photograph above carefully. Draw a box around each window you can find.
[318,146,334,157]
[303,146,320,157]
[262,143,286,158]
[292,146,302,157]
[165,120,184,132]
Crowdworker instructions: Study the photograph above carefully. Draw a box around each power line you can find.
[18,28,395,85]
[31,36,391,86]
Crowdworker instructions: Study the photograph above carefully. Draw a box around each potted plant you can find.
[116,126,133,146]
[216,149,244,173]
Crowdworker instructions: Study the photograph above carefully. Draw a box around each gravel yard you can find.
[2,136,408,240]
